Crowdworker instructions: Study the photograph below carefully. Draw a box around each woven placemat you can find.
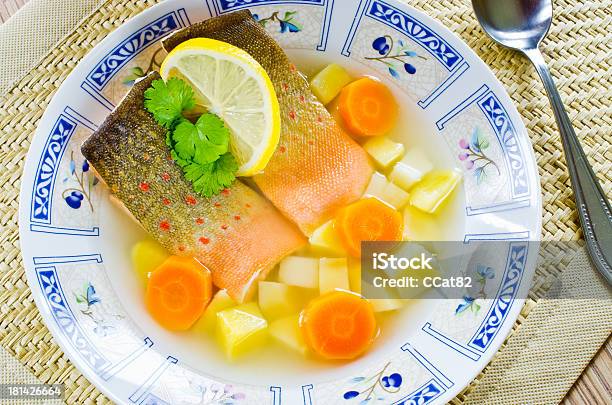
[0,0,610,404]
[0,0,105,93]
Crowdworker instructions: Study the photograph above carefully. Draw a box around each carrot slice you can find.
[300,290,378,360]
[338,77,398,137]
[146,256,212,331]
[335,198,403,257]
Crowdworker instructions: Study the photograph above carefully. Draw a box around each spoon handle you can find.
[524,48,612,285]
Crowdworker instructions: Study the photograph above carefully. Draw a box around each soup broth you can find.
[100,51,465,386]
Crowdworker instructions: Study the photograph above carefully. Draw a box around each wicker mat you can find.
[0,0,610,404]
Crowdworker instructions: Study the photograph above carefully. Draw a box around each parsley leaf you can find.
[144,78,196,129]
[173,114,230,165]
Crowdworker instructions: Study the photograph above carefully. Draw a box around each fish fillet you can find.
[82,73,306,302]
[163,10,373,235]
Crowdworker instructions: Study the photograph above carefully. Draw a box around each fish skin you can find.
[163,10,373,235]
[81,72,306,302]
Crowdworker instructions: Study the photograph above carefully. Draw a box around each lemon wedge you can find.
[160,38,280,177]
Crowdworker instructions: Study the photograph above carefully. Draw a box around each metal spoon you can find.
[472,0,612,284]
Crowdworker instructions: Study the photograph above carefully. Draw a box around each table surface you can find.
[0,1,610,404]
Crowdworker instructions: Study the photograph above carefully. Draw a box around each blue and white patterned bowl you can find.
[19,0,542,404]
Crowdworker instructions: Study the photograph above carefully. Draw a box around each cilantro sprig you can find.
[144,78,195,128]
[144,78,238,197]
[173,115,229,165]
[177,152,239,198]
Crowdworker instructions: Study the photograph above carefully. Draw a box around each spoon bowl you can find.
[472,0,552,50]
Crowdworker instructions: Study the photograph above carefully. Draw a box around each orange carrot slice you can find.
[300,290,378,360]
[338,77,398,137]
[146,256,212,331]
[335,198,403,257]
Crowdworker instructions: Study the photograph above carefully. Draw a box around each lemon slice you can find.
[160,38,280,177]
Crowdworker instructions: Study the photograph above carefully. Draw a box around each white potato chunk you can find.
[363,137,405,169]
[348,258,362,294]
[310,64,353,105]
[365,172,410,210]
[269,314,308,355]
[278,256,319,289]
[192,290,235,334]
[390,147,434,190]
[216,303,268,360]
[319,258,350,294]
[410,170,462,213]
[258,281,316,321]
[309,220,346,256]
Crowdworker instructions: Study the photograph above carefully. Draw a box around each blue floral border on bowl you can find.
[420,234,529,362]
[205,0,334,51]
[34,254,109,373]
[437,84,531,216]
[469,242,528,351]
[81,9,190,111]
[29,107,100,236]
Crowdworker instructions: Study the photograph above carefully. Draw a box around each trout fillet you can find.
[82,73,306,302]
[163,10,373,235]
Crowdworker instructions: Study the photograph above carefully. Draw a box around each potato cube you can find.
[410,170,462,213]
[390,147,434,190]
[365,172,410,210]
[309,220,346,256]
[348,258,362,294]
[383,181,411,210]
[216,303,268,360]
[132,239,169,283]
[258,281,316,321]
[310,64,353,105]
[365,171,387,197]
[319,258,350,294]
[390,162,423,191]
[269,314,307,355]
[192,290,235,334]
[278,256,319,289]
[363,137,405,169]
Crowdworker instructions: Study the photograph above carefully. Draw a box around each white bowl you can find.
[19,0,541,403]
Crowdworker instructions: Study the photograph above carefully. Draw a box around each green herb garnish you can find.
[173,115,229,165]
[176,152,239,197]
[144,78,238,197]
[144,78,196,128]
